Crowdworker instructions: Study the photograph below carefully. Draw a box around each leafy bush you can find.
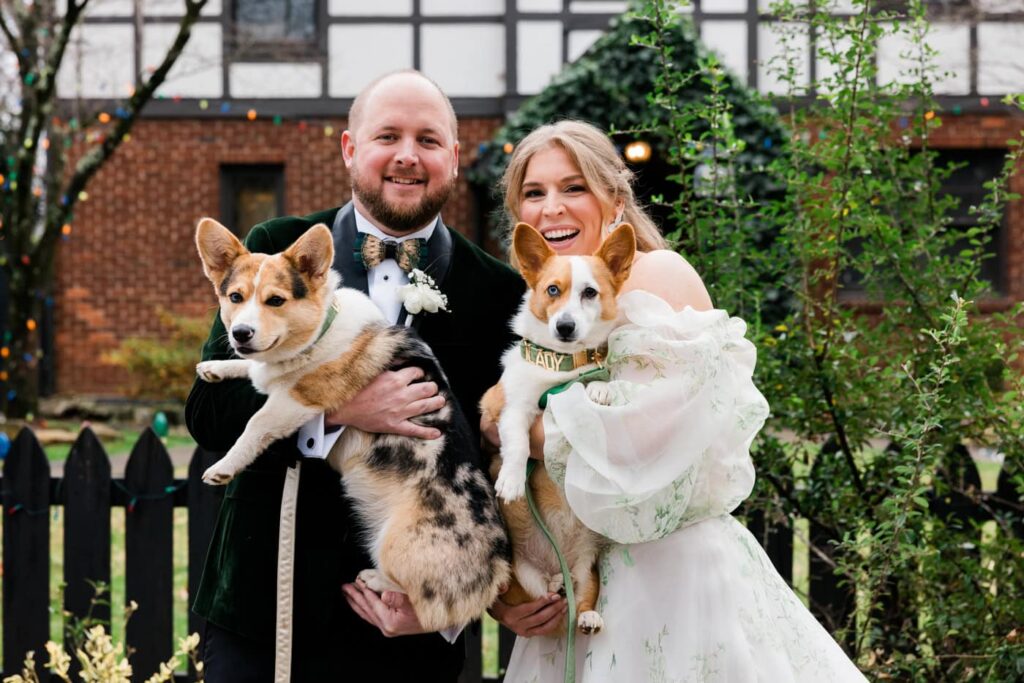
[101,309,210,403]
[627,0,1024,679]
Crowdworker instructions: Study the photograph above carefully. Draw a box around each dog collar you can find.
[519,339,606,372]
[315,300,340,343]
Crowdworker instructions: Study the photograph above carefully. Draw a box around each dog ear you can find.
[283,223,335,281]
[512,222,554,290]
[195,218,248,285]
[595,223,637,291]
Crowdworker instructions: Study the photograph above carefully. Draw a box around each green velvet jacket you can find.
[186,204,524,681]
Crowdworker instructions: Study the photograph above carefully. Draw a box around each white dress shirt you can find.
[297,208,438,459]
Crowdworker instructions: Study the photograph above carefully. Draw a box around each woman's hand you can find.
[489,593,567,637]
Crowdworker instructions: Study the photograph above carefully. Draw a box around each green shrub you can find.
[102,309,209,403]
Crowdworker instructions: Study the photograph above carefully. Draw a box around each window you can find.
[839,149,1006,297]
[220,164,285,238]
[233,0,318,57]
[937,149,1006,294]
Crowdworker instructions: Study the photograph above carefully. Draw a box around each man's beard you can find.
[352,170,455,234]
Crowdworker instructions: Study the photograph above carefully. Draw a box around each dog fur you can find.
[194,217,510,631]
[480,221,636,635]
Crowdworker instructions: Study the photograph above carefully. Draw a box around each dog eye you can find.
[229,292,243,304]
[546,284,560,297]
[266,295,286,307]
[581,286,598,299]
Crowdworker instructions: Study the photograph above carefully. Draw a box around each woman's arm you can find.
[623,249,713,313]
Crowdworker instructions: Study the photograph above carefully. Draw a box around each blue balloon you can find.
[0,432,10,460]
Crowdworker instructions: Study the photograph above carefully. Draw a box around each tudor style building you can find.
[38,0,1024,396]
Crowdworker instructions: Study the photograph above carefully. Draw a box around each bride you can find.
[484,120,866,682]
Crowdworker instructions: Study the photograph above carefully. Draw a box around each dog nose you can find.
[555,319,576,340]
[232,325,255,344]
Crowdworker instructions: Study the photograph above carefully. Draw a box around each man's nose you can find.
[394,139,419,166]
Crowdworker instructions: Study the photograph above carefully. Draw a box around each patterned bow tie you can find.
[354,233,427,273]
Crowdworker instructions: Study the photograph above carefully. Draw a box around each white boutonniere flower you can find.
[399,269,449,315]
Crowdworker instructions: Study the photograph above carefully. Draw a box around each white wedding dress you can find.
[504,291,866,683]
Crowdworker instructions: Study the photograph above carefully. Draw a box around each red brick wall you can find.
[54,116,503,396]
[52,112,1024,397]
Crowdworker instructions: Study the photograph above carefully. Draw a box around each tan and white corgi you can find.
[194,218,510,631]
[480,221,636,635]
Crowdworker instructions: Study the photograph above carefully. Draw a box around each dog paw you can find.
[202,461,236,486]
[494,469,526,502]
[547,574,565,595]
[196,361,224,383]
[357,569,402,593]
[357,569,387,592]
[585,381,613,405]
[577,610,603,635]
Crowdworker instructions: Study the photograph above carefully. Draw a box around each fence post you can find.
[186,447,223,680]
[123,428,175,680]
[1,428,51,680]
[63,428,113,633]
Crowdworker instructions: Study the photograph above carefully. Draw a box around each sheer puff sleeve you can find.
[543,290,770,544]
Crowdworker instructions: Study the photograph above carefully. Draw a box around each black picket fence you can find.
[1,427,1019,681]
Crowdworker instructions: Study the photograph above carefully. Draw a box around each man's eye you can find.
[229,292,243,304]
[582,286,598,299]
[266,295,286,307]
[546,284,560,297]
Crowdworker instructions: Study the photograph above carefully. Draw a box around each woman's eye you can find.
[565,184,586,193]
[524,189,543,199]
[546,284,560,297]
[582,286,598,299]
[266,295,286,307]
[229,292,243,304]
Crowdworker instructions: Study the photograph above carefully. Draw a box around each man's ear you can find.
[513,222,554,290]
[341,130,355,168]
[195,218,248,286]
[595,223,637,291]
[283,224,335,282]
[452,141,460,179]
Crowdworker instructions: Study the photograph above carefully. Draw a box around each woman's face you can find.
[517,146,613,256]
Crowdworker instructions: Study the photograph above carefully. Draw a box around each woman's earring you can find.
[603,209,625,236]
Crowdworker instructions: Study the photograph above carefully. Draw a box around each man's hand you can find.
[342,579,427,637]
[488,592,567,638]
[328,366,445,439]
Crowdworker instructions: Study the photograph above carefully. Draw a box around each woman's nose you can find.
[542,194,564,215]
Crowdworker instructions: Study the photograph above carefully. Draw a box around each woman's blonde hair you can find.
[501,120,667,259]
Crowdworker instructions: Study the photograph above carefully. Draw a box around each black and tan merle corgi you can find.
[481,221,636,635]
[194,217,510,631]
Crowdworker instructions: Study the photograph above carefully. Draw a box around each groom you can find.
[186,70,524,682]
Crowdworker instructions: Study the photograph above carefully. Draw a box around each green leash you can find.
[525,458,577,683]
[527,365,610,683]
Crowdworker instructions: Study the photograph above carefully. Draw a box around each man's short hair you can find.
[347,70,459,143]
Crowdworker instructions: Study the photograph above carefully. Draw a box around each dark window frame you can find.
[838,147,1008,301]
[228,0,323,61]
[219,164,286,238]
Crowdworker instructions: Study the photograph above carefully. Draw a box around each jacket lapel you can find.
[330,202,369,294]
[406,217,453,330]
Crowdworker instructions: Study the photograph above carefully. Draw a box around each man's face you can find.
[342,76,460,236]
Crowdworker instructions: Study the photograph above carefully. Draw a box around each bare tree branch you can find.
[45,0,208,250]
[0,2,22,59]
